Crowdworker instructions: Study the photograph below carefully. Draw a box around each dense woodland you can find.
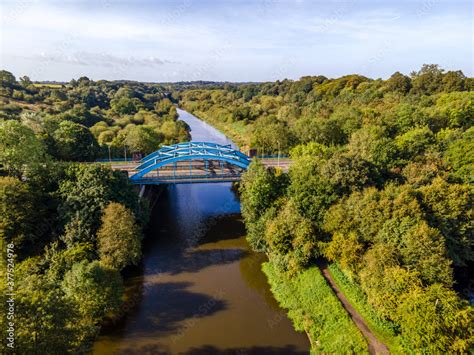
[225,65,472,352]
[0,70,190,352]
[0,66,473,352]
[0,70,190,161]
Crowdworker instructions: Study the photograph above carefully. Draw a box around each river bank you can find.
[93,108,310,354]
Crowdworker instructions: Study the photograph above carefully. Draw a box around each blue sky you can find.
[1,0,472,82]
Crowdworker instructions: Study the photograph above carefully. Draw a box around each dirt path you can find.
[319,262,389,355]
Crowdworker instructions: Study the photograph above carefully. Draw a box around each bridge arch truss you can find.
[129,142,251,184]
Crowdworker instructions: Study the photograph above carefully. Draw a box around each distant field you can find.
[33,83,63,88]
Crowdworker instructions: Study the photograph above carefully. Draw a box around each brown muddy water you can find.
[92,109,310,354]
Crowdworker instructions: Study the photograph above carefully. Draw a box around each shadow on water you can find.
[94,109,310,354]
[114,344,308,355]
[184,345,309,355]
[197,214,246,244]
[142,248,248,276]
[100,281,227,336]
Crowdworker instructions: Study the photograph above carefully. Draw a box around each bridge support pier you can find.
[139,185,146,200]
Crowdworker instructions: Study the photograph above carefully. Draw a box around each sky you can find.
[1,0,473,82]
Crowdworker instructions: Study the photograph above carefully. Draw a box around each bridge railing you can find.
[131,173,243,184]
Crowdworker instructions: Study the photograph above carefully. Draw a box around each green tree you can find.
[441,70,466,92]
[97,202,142,270]
[444,127,473,183]
[240,161,287,251]
[0,70,16,87]
[397,284,474,352]
[125,125,163,155]
[240,161,287,223]
[4,260,85,353]
[386,71,412,93]
[62,260,124,322]
[419,177,473,267]
[0,177,39,255]
[265,199,315,274]
[0,120,49,176]
[251,116,293,154]
[320,151,380,194]
[411,64,444,95]
[58,164,143,247]
[288,155,338,225]
[395,126,434,161]
[53,121,99,161]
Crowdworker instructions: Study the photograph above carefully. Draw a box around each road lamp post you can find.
[277,140,280,167]
[107,143,112,163]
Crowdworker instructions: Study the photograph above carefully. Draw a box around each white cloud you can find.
[0,0,471,81]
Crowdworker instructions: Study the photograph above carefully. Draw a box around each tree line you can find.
[223,65,473,352]
[0,70,191,352]
[0,70,190,162]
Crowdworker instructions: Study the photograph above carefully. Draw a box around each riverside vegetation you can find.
[0,71,190,352]
[179,65,473,352]
[0,66,473,352]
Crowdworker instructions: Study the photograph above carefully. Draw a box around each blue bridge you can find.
[127,142,252,184]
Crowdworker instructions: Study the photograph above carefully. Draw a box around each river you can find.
[93,108,310,354]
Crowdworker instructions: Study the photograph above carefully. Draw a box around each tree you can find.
[62,260,123,322]
[97,203,142,270]
[386,71,412,93]
[0,177,37,254]
[441,70,466,92]
[411,64,444,95]
[240,161,288,251]
[52,121,99,161]
[397,284,474,352]
[1,259,86,353]
[443,127,473,183]
[324,232,364,274]
[292,116,347,146]
[240,160,287,223]
[58,164,143,247]
[265,199,315,274]
[395,126,434,161]
[320,151,380,194]
[125,125,163,155]
[56,105,102,127]
[111,97,141,115]
[433,91,474,130]
[288,155,338,225]
[97,130,115,146]
[0,120,49,176]
[399,221,452,286]
[347,126,398,170]
[251,116,293,154]
[419,177,473,267]
[0,70,16,87]
[154,98,174,116]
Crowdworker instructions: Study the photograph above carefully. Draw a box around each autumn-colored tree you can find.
[97,202,142,270]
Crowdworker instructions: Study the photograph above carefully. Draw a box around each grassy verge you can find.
[262,261,369,354]
[327,263,405,352]
[180,106,251,148]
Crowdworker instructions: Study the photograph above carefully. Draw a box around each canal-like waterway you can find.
[93,108,310,354]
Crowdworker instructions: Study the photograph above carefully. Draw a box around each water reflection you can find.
[93,110,310,354]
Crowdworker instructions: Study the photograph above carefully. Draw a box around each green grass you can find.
[262,262,369,354]
[327,263,405,352]
[184,109,251,148]
[33,83,63,88]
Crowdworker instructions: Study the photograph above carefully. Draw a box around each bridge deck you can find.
[107,140,291,185]
[110,158,291,184]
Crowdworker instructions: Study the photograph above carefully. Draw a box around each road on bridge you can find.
[109,158,292,176]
